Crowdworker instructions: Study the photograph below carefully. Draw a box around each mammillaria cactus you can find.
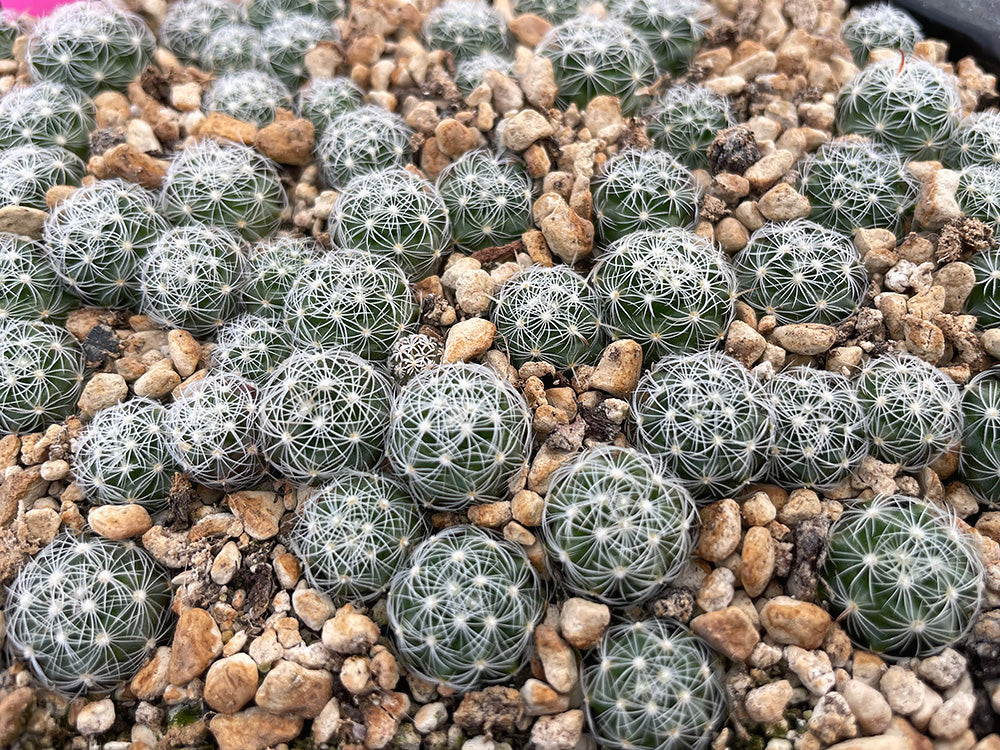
[160,0,243,66]
[162,139,287,241]
[140,225,247,337]
[204,70,293,126]
[582,619,726,750]
[286,471,427,602]
[74,398,179,510]
[259,348,393,483]
[589,228,737,360]
[955,165,1000,234]
[537,16,658,114]
[331,168,451,278]
[840,2,922,67]
[733,219,868,325]
[26,0,156,96]
[316,105,414,189]
[422,0,510,62]
[298,77,364,135]
[3,533,173,694]
[835,56,961,160]
[943,112,1000,169]
[592,148,700,243]
[387,333,443,384]
[454,53,515,95]
[767,367,868,489]
[822,495,983,658]
[964,247,1000,329]
[511,0,579,24]
[490,265,603,370]
[608,0,708,76]
[436,150,532,252]
[798,138,917,234]
[165,372,265,490]
[646,84,732,170]
[212,314,293,383]
[241,235,318,319]
[386,525,544,690]
[287,249,418,360]
[247,0,344,27]
[385,363,532,511]
[0,234,76,324]
[0,11,25,59]
[630,351,774,501]
[0,82,94,156]
[261,14,336,87]
[960,368,1000,505]
[0,145,84,210]
[0,320,85,433]
[856,352,963,471]
[202,23,263,72]
[44,178,169,309]
[541,446,697,605]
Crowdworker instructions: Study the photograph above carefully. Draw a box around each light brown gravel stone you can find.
[745,149,795,191]
[741,492,776,526]
[725,320,767,367]
[825,738,910,750]
[442,317,496,363]
[934,262,976,312]
[340,655,374,695]
[532,192,594,263]
[809,691,859,744]
[757,183,810,221]
[203,653,258,714]
[716,216,749,252]
[512,489,545,527]
[0,466,48,526]
[559,597,610,649]
[0,205,47,239]
[695,499,741,562]
[535,625,577,693]
[255,660,333,718]
[227,490,282,540]
[210,540,241,585]
[589,340,643,397]
[770,323,836,355]
[101,143,169,189]
[167,329,201,377]
[133,364,181,399]
[168,608,223,685]
[501,109,553,151]
[209,707,303,750]
[467,501,512,528]
[255,115,316,165]
[292,588,336,631]
[130,647,171,700]
[322,604,379,654]
[915,168,962,229]
[510,13,552,47]
[77,373,127,416]
[917,647,966,689]
[361,690,410,749]
[740,526,775,597]
[786,645,835,695]
[690,606,760,661]
[745,679,793,724]
[88,504,152,540]
[928,692,975,739]
[521,678,571,715]
[530,709,585,750]
[841,678,892,735]
[759,596,831,649]
[75,699,114,735]
[193,111,259,145]
[696,567,735,612]
[519,56,557,110]
[436,118,477,157]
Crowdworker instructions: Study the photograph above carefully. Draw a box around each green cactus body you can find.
[841,2,922,67]
[943,112,1000,169]
[646,84,732,170]
[0,81,95,156]
[835,57,961,160]
[287,470,428,602]
[454,53,515,96]
[385,363,532,511]
[204,70,292,126]
[212,314,294,383]
[541,446,697,606]
[261,14,337,88]
[822,494,983,659]
[631,351,774,501]
[4,533,173,694]
[387,333,443,384]
[592,148,700,244]
[202,23,262,72]
[160,0,243,66]
[537,16,658,114]
[423,0,510,63]
[44,178,169,310]
[0,319,85,433]
[964,247,1000,329]
[27,0,156,96]
[490,265,603,370]
[0,233,76,325]
[608,0,708,77]
[0,11,26,60]
[241,235,319,319]
[247,0,344,28]
[960,367,1000,506]
[511,0,580,24]
[590,227,737,360]
[386,525,544,690]
[298,77,364,136]
[733,218,868,325]
[74,398,180,510]
[956,165,1000,235]
[316,104,414,189]
[582,619,726,750]
[0,145,84,210]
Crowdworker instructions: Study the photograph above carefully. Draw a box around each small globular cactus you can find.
[165,372,266,490]
[537,16,658,114]
[161,139,287,241]
[260,14,337,88]
[510,0,579,24]
[964,246,1000,329]
[608,0,708,77]
[423,0,510,63]
[140,225,247,337]
[298,76,364,135]
[287,249,418,360]
[26,0,156,96]
[74,398,180,511]
[316,104,414,189]
[541,446,697,606]
[0,319,85,434]
[3,533,173,695]
[856,352,963,471]
[0,11,26,59]
[960,367,1000,505]
[835,56,962,160]
[589,228,737,361]
[645,84,732,171]
[331,168,451,278]
[436,150,532,252]
[212,313,294,384]
[454,52,514,95]
[387,333,443,384]
[0,145,85,210]
[490,265,603,370]
[943,111,1000,169]
[247,0,343,27]
[286,471,428,602]
[386,525,544,691]
[204,70,293,126]
[385,363,532,511]
[259,348,394,483]
[822,495,983,658]
[582,618,727,750]
[241,235,319,319]
[766,367,868,490]
[733,219,868,326]
[44,178,169,310]
[630,351,774,501]
[159,0,243,66]
[955,165,1000,234]
[799,138,917,234]
[0,233,76,325]
[0,81,95,156]
[202,23,263,73]
[841,2,922,67]
[592,148,700,244]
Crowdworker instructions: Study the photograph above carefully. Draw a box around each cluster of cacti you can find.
[955,165,1000,234]
[385,364,531,510]
[964,247,1000,328]
[822,495,983,658]
[202,22,263,73]
[592,148,699,243]
[422,0,509,62]
[241,235,318,319]
[160,0,242,66]
[0,233,76,324]
[0,82,94,156]
[943,111,1000,169]
[454,52,514,95]
[212,313,293,383]
[733,219,868,325]
[608,0,708,76]
[3,533,173,694]
[44,178,169,309]
[582,619,726,750]
[297,76,363,135]
[286,471,428,602]
[260,14,336,87]
[491,265,603,370]
[386,525,544,690]
[204,70,293,126]
[0,145,85,210]
[840,3,922,66]
[645,84,732,170]
[74,398,179,510]
[631,351,774,501]
[542,446,697,605]
[960,368,1000,505]
[316,105,414,188]
[387,333,443,384]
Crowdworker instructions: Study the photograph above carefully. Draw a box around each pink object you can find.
[2,0,66,16]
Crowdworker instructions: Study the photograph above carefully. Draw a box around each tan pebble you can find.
[559,597,610,649]
[442,318,496,363]
[435,118,477,157]
[740,526,775,598]
[78,373,128,416]
[88,504,152,540]
[759,596,832,649]
[321,603,379,654]
[695,499,741,562]
[915,169,962,229]
[255,115,314,165]
[133,365,181,399]
[745,680,793,724]
[501,109,553,151]
[209,707,303,750]
[690,606,760,661]
[168,608,223,684]
[532,192,593,263]
[770,323,836,355]
[167,329,201,378]
[203,653,258,714]
[725,320,766,367]
[757,183,810,221]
